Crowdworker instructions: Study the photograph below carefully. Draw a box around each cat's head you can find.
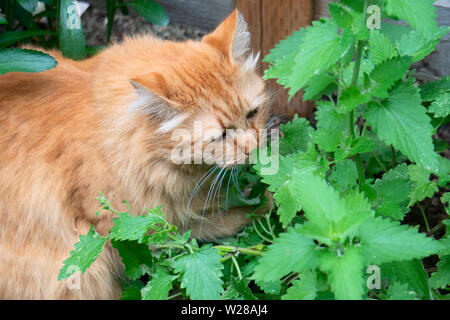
[130,10,271,167]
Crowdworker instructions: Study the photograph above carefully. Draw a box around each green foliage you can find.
[0,47,57,74]
[1,0,169,72]
[58,0,450,300]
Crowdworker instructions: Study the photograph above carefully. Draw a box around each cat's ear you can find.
[202,9,251,63]
[130,74,188,133]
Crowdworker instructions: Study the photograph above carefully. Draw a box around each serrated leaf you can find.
[141,266,173,300]
[252,226,317,283]
[312,128,344,152]
[111,240,153,280]
[337,85,371,113]
[420,76,450,101]
[263,29,305,64]
[350,136,377,155]
[382,259,431,299]
[173,247,224,300]
[128,0,169,26]
[0,48,57,75]
[365,82,439,172]
[58,226,107,280]
[282,270,317,300]
[387,282,418,300]
[274,183,302,227]
[358,216,441,265]
[58,0,86,59]
[368,30,397,64]
[430,255,450,289]
[429,92,450,118]
[330,159,358,191]
[385,0,439,39]
[408,165,438,205]
[109,210,165,242]
[285,19,353,98]
[397,27,447,62]
[372,164,413,220]
[279,115,313,155]
[318,247,364,300]
[315,100,347,131]
[369,56,412,98]
[230,277,257,300]
[329,2,353,29]
[303,73,336,101]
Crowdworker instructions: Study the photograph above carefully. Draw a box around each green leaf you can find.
[337,85,371,113]
[109,210,165,242]
[253,226,317,283]
[303,73,336,101]
[312,128,344,152]
[365,82,439,172]
[230,277,257,300]
[330,159,358,191]
[368,56,412,98]
[368,30,397,64]
[372,164,413,220]
[111,240,153,280]
[318,247,364,300]
[274,183,302,227]
[429,92,450,118]
[408,165,438,205]
[329,2,353,29]
[279,115,313,155]
[397,27,448,62]
[277,19,352,98]
[58,0,86,59]
[315,100,347,131]
[16,0,38,13]
[120,285,143,300]
[420,76,450,101]
[0,48,57,75]
[385,0,439,39]
[58,226,108,280]
[382,259,431,299]
[387,282,418,300]
[0,30,57,48]
[358,216,441,265]
[173,247,224,300]
[282,270,317,300]
[263,29,305,64]
[128,0,169,26]
[430,255,450,289]
[350,136,377,155]
[141,266,173,300]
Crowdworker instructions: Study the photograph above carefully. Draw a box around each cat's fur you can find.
[0,10,270,299]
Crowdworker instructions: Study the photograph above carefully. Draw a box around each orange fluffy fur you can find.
[0,10,270,299]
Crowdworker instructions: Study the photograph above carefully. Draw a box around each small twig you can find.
[417,203,431,233]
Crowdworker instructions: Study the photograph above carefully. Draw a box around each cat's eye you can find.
[222,130,227,139]
[247,109,258,120]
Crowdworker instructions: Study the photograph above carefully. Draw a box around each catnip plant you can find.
[59,0,450,300]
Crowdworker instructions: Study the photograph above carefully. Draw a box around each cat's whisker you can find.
[187,165,219,212]
[215,168,229,227]
[199,166,225,236]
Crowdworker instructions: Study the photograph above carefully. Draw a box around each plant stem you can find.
[213,245,264,256]
[418,203,431,233]
[390,145,397,168]
[347,0,368,191]
[231,255,243,280]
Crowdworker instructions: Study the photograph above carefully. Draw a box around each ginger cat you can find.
[0,10,271,299]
